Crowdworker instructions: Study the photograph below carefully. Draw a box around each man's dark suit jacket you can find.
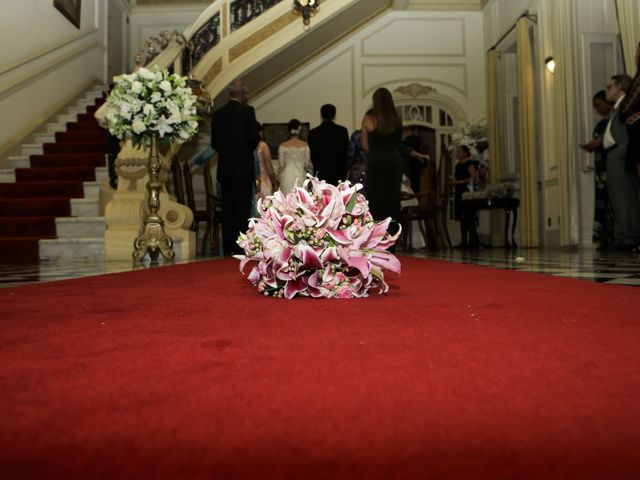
[211,100,260,179]
[308,120,349,185]
[210,99,260,256]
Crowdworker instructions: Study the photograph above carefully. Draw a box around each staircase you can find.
[0,0,391,264]
[0,85,108,264]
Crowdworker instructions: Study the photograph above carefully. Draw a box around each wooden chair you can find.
[171,157,185,205]
[400,145,452,250]
[182,160,220,256]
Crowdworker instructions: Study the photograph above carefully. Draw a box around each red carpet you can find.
[0,98,106,263]
[1,256,639,479]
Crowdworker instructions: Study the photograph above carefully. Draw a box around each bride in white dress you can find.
[278,119,313,194]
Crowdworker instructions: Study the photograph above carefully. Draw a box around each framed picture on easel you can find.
[54,0,81,29]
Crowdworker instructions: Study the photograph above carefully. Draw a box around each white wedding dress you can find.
[278,145,313,194]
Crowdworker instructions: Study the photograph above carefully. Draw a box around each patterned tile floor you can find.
[0,247,639,288]
[410,247,640,287]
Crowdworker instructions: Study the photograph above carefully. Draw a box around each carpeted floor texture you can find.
[1,256,639,479]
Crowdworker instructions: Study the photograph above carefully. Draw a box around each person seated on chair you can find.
[450,145,479,248]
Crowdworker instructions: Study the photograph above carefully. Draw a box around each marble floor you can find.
[0,247,639,288]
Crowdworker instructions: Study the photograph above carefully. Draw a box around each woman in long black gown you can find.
[451,145,479,248]
[361,88,403,233]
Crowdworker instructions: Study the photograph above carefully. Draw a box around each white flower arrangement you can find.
[450,114,488,158]
[103,65,199,147]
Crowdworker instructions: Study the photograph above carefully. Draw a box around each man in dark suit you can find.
[211,80,260,256]
[308,104,349,185]
[603,74,640,250]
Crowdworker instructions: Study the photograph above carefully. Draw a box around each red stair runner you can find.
[0,97,107,264]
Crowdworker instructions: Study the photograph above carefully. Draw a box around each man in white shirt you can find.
[604,74,640,250]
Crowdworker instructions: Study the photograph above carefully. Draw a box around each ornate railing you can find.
[135,30,185,69]
[182,13,221,76]
[230,0,283,32]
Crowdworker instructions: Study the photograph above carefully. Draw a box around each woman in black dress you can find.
[361,89,403,234]
[451,145,479,248]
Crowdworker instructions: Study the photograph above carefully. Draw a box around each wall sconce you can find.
[293,0,319,27]
[545,56,556,73]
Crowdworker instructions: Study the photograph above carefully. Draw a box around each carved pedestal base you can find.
[104,140,195,262]
[132,214,174,262]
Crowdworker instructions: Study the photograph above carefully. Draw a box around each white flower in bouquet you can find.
[132,118,147,134]
[159,80,172,94]
[103,65,200,147]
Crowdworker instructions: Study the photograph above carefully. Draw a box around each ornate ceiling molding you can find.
[394,83,437,97]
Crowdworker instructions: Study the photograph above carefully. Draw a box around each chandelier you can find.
[292,0,319,27]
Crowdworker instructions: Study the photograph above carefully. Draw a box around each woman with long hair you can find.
[361,88,403,234]
[255,123,278,198]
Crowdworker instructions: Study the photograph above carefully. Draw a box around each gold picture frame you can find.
[54,0,81,29]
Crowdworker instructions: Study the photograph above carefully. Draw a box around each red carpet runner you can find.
[0,99,107,263]
[1,256,639,479]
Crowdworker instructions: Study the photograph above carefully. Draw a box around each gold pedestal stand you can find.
[133,133,174,262]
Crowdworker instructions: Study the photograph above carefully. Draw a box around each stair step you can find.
[0,237,46,263]
[6,156,29,168]
[95,167,108,182]
[22,144,43,156]
[0,181,85,198]
[55,216,106,238]
[0,197,71,217]
[43,141,105,154]
[0,169,16,183]
[68,105,92,115]
[56,114,78,124]
[55,131,107,143]
[39,237,105,261]
[45,123,67,134]
[70,197,99,216]
[83,181,101,199]
[0,217,57,237]
[15,166,97,182]
[33,133,56,144]
[29,153,106,168]
[67,122,104,132]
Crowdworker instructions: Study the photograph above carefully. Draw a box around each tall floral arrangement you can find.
[103,65,199,146]
[450,115,488,158]
[236,176,402,299]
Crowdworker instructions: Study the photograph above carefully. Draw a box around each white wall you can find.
[252,10,486,133]
[0,0,108,154]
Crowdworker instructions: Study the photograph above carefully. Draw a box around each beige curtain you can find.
[516,18,539,247]
[616,0,640,74]
[486,49,501,183]
[486,49,503,245]
[551,0,579,245]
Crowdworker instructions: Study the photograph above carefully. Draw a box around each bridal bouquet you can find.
[235,176,401,299]
[102,65,199,146]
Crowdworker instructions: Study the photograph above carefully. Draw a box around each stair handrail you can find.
[148,1,286,77]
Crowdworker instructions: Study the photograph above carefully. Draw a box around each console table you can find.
[460,197,520,248]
